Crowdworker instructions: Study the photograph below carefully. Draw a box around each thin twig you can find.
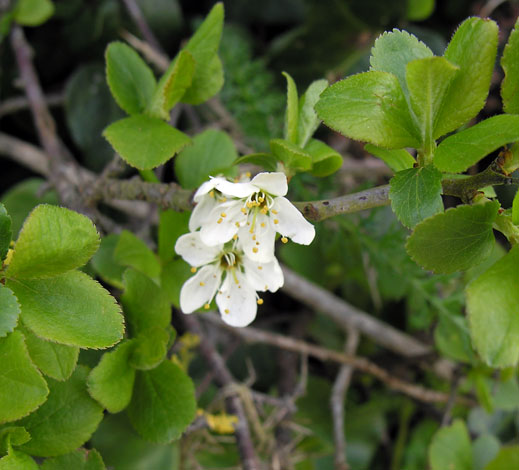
[203,314,474,406]
[0,92,64,118]
[121,0,165,55]
[182,315,261,470]
[331,329,360,470]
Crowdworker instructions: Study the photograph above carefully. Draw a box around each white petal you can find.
[215,180,257,198]
[193,177,226,202]
[175,232,222,266]
[189,195,218,231]
[200,200,246,246]
[272,196,316,245]
[238,212,276,262]
[216,271,257,327]
[250,172,288,196]
[180,264,222,313]
[242,256,284,292]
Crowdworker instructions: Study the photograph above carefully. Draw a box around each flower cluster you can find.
[175,172,315,327]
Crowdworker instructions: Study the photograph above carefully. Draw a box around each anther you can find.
[209,190,215,198]
[199,282,205,286]
[233,234,238,240]
[204,304,210,310]
[190,267,197,273]
[260,222,266,228]
[225,308,230,314]
[241,208,247,214]
[221,212,227,217]
[257,298,264,305]
[258,266,263,270]
[281,237,288,243]
[272,209,278,214]
[217,218,223,224]
[235,222,240,227]
[252,247,259,253]
[274,219,279,224]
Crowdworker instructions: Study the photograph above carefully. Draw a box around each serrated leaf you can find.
[406,202,499,274]
[297,79,327,148]
[434,18,498,137]
[0,203,11,262]
[40,448,106,470]
[114,230,161,284]
[467,245,519,368]
[0,427,30,454]
[129,327,169,371]
[181,54,223,105]
[270,139,312,171]
[316,71,421,149]
[234,153,279,172]
[485,447,519,470]
[8,271,124,349]
[121,269,171,336]
[149,50,195,119]
[282,71,298,144]
[174,129,237,189]
[105,42,156,115]
[389,165,443,228]
[87,340,136,413]
[21,326,78,381]
[90,234,126,289]
[103,114,190,170]
[428,420,472,470]
[365,144,415,172]
[0,449,38,470]
[501,19,519,114]
[370,29,433,98]
[6,205,99,280]
[14,0,54,26]
[17,366,103,457]
[304,139,343,177]
[0,331,48,424]
[434,115,519,173]
[406,57,459,146]
[128,360,196,443]
[0,286,20,338]
[158,210,190,263]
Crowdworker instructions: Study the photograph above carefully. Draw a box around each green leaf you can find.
[270,139,312,171]
[0,286,20,338]
[0,204,11,262]
[434,18,498,137]
[21,326,78,381]
[41,448,106,470]
[434,115,519,173]
[501,19,519,114]
[407,0,435,21]
[513,189,519,225]
[365,144,415,172]
[7,205,99,280]
[114,230,161,284]
[282,71,298,144]
[297,79,327,148]
[160,258,192,309]
[493,377,519,410]
[389,165,443,228]
[485,446,519,470]
[428,420,472,470]
[0,179,58,238]
[0,449,38,470]
[434,314,475,363]
[105,42,156,115]
[180,3,224,105]
[148,50,195,119]
[17,366,103,457]
[0,331,48,424]
[304,139,343,177]
[158,210,190,263]
[406,57,459,145]
[130,327,169,371]
[370,29,433,98]
[406,202,499,274]
[121,269,171,336]
[8,271,124,349]
[14,0,54,26]
[467,245,519,368]
[472,434,499,470]
[128,360,196,443]
[0,427,30,454]
[87,340,136,413]
[234,153,279,172]
[103,114,191,170]
[316,71,420,149]
[174,129,237,189]
[90,234,126,289]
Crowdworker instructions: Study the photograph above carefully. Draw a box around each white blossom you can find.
[198,172,315,262]
[175,232,284,327]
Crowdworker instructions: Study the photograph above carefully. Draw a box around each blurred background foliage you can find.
[2,0,519,469]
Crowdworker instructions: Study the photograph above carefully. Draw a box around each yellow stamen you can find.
[253,247,258,253]
[245,172,251,178]
[252,235,256,241]
[241,208,247,214]
[221,212,227,218]
[235,222,240,228]
[260,222,266,228]
[225,309,230,314]
[246,202,253,209]
[256,242,260,246]
[204,304,210,310]
[281,237,288,243]
[272,209,278,214]
[217,218,223,224]
[190,267,197,273]
[260,207,268,214]
[273,219,279,224]
[258,196,264,203]
[209,190,215,198]
[257,298,264,305]
[258,266,263,270]
[221,197,227,202]
[233,234,238,240]
[199,282,205,286]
